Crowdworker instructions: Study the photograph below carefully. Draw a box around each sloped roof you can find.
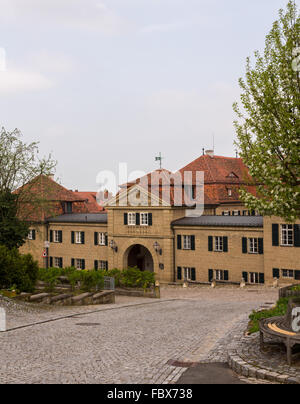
[73,191,105,213]
[172,215,263,228]
[48,213,108,224]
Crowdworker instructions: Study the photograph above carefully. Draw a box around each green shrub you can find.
[120,267,155,289]
[38,267,62,292]
[0,245,38,293]
[248,298,289,334]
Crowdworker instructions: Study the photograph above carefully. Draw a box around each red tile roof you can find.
[73,192,106,213]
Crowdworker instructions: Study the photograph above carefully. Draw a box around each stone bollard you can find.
[211,280,216,288]
[0,308,6,332]
[154,281,160,299]
[273,278,279,288]
[240,278,246,288]
[183,282,188,288]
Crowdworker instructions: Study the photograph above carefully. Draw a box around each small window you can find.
[232,210,239,216]
[99,260,108,270]
[215,270,225,281]
[66,202,73,214]
[282,269,295,279]
[128,213,136,226]
[75,232,83,244]
[281,224,294,246]
[228,189,232,197]
[54,257,62,268]
[98,233,106,246]
[249,272,259,284]
[54,230,60,243]
[28,230,34,240]
[183,267,192,281]
[223,211,230,216]
[140,213,149,226]
[214,237,223,252]
[249,238,258,254]
[183,235,192,250]
[75,259,85,270]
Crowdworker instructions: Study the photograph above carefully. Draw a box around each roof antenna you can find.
[202,148,205,156]
[212,133,215,154]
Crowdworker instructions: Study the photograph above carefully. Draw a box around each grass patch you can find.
[248,297,290,334]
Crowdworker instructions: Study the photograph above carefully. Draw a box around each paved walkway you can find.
[0,286,278,384]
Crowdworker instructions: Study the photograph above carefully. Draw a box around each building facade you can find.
[20,152,300,286]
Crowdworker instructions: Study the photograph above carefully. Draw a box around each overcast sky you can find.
[0,0,291,191]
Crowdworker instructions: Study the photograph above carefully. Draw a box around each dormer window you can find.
[228,189,232,197]
[65,202,73,214]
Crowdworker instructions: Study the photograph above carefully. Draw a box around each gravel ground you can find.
[0,285,278,384]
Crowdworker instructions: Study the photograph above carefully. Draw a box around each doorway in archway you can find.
[127,244,154,272]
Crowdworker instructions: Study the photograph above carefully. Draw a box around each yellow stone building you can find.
[20,152,300,286]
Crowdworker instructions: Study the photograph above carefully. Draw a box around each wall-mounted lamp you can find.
[109,240,118,253]
[153,241,162,255]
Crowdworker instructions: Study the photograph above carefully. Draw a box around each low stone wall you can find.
[115,286,160,299]
[16,290,115,306]
[279,284,300,299]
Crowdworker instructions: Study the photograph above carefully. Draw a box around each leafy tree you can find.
[0,127,56,248]
[234,1,300,222]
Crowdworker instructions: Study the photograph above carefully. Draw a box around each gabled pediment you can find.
[105,184,170,208]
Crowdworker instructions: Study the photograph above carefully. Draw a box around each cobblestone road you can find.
[0,286,277,384]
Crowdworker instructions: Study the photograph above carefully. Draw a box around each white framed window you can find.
[54,257,61,268]
[98,232,106,246]
[214,237,223,252]
[75,231,83,244]
[249,272,259,284]
[223,211,230,216]
[128,212,136,226]
[228,189,232,196]
[183,235,192,250]
[28,230,34,240]
[249,238,258,254]
[282,269,295,279]
[232,210,239,216]
[99,260,108,270]
[54,230,60,243]
[75,259,85,270]
[140,213,149,226]
[242,210,249,216]
[281,225,294,246]
[215,270,225,281]
[183,267,192,281]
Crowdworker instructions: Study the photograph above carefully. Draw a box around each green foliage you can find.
[38,267,62,292]
[234,1,300,221]
[99,267,155,290]
[248,297,290,334]
[0,192,29,249]
[0,245,38,292]
[291,285,300,292]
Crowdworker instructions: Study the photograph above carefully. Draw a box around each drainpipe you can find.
[172,225,176,283]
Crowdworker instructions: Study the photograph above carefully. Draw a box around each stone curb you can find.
[228,351,300,384]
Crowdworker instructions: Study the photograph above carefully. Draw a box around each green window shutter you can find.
[177,267,182,280]
[258,238,264,254]
[94,232,98,246]
[273,268,280,279]
[94,260,98,271]
[32,230,36,240]
[208,269,214,282]
[60,258,63,269]
[272,224,279,246]
[191,268,196,281]
[259,273,265,284]
[177,235,182,250]
[223,237,228,252]
[105,235,108,246]
[82,259,85,270]
[124,213,128,225]
[50,230,53,243]
[71,258,75,267]
[105,261,108,270]
[224,270,229,281]
[242,272,248,283]
[148,213,153,226]
[242,237,248,254]
[208,236,213,252]
[49,257,53,268]
[71,232,75,244]
[59,231,63,243]
[191,236,195,250]
[294,225,300,247]
[81,232,85,244]
[295,271,300,281]
[136,213,140,225]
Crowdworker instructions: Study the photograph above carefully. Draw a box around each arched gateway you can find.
[124,244,154,272]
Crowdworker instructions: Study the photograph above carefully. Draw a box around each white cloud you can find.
[0,69,53,94]
[0,0,127,34]
[27,51,74,74]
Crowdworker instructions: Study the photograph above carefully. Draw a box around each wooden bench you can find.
[259,299,300,366]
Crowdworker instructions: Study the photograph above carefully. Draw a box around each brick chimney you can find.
[205,150,214,158]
